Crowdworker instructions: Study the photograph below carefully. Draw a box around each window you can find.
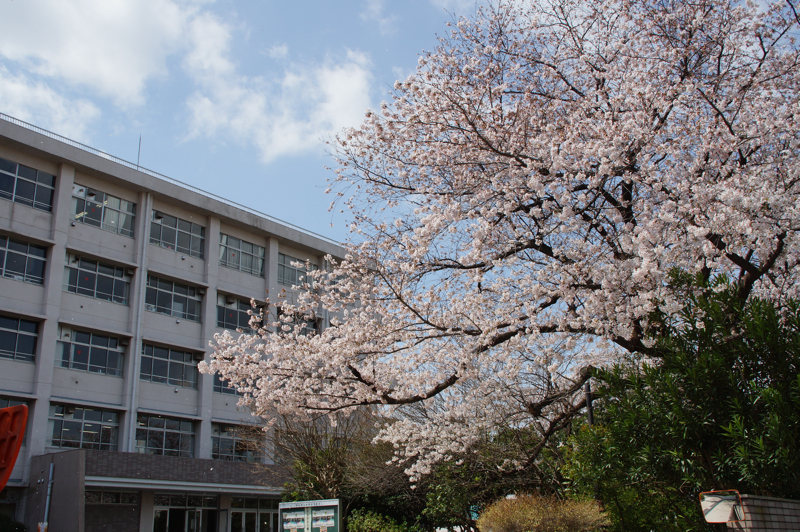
[0,315,38,362]
[213,373,240,395]
[278,253,317,286]
[145,275,202,322]
[0,156,55,212]
[63,253,131,304]
[140,343,199,388]
[219,234,264,276]
[71,184,136,237]
[150,211,205,259]
[57,326,125,376]
[48,403,119,450]
[0,235,47,285]
[211,423,261,463]
[85,491,140,505]
[152,493,218,508]
[135,414,194,457]
[217,294,260,332]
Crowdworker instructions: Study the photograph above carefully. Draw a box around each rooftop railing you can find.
[0,112,341,247]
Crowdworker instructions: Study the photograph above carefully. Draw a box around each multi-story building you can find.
[0,113,345,532]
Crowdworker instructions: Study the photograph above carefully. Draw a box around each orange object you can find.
[0,405,28,491]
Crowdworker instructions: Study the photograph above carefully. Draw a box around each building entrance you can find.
[230,510,278,532]
[153,493,219,532]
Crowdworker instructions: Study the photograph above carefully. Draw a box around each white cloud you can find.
[429,0,481,15]
[183,15,374,163]
[0,66,100,141]
[0,0,192,107]
[266,44,289,59]
[361,0,398,36]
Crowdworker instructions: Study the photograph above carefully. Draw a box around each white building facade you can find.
[0,114,344,532]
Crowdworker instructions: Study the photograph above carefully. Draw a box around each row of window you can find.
[41,401,260,461]
[2,156,321,283]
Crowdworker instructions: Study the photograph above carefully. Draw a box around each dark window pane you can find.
[16,334,36,356]
[152,359,168,382]
[16,165,36,180]
[145,287,157,308]
[156,290,172,314]
[77,271,96,296]
[0,331,17,357]
[190,236,203,257]
[97,263,114,276]
[113,279,129,304]
[161,227,176,248]
[176,231,191,253]
[89,347,107,372]
[37,171,55,187]
[165,419,180,431]
[140,356,152,376]
[106,352,120,375]
[14,179,35,206]
[157,278,172,291]
[0,174,13,200]
[5,252,26,278]
[0,158,16,174]
[162,215,177,228]
[150,222,161,243]
[148,430,164,449]
[26,259,45,283]
[95,275,114,299]
[74,330,91,344]
[27,244,46,258]
[178,219,192,232]
[34,186,54,210]
[154,346,169,359]
[169,362,184,384]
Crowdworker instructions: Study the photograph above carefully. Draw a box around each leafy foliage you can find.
[476,494,608,532]
[564,276,800,531]
[347,509,409,532]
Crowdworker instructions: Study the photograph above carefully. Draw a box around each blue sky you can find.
[0,0,480,242]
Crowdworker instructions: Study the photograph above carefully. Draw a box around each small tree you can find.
[564,275,800,531]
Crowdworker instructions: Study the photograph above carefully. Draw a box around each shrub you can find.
[476,494,608,532]
[347,509,407,532]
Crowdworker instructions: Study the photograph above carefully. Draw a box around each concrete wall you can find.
[728,495,800,532]
[27,451,85,532]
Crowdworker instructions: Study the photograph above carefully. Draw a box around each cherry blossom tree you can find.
[204,0,800,478]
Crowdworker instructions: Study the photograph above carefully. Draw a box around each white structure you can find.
[0,113,344,532]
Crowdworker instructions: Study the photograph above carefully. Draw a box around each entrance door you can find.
[259,510,278,532]
[231,510,257,532]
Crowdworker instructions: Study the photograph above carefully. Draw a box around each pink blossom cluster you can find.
[203,0,800,478]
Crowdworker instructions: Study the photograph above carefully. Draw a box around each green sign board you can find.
[278,499,341,532]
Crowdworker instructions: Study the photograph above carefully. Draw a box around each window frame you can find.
[150,211,205,259]
[145,274,203,322]
[0,235,47,285]
[135,413,195,457]
[63,252,132,305]
[219,234,265,276]
[211,423,261,463]
[140,343,199,388]
[216,294,261,333]
[47,403,120,451]
[0,314,39,362]
[277,253,318,287]
[57,325,125,377]
[0,156,56,212]
[213,373,241,395]
[71,184,136,237]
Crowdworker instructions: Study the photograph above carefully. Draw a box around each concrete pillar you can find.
[28,162,74,458]
[197,215,220,459]
[122,190,151,450]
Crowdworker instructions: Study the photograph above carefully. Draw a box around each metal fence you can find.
[0,112,341,247]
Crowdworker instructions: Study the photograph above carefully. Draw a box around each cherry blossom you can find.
[203,0,800,478]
